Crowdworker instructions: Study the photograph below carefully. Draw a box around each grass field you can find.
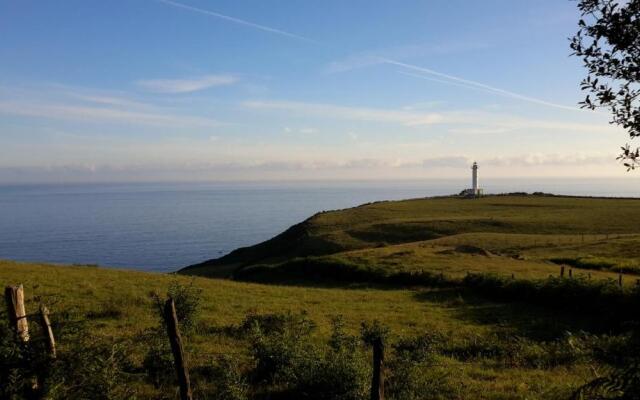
[0,260,628,399]
[182,195,640,287]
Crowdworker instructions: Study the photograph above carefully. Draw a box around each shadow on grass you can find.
[413,287,610,341]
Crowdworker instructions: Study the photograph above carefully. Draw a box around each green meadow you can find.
[184,195,640,285]
[0,260,627,399]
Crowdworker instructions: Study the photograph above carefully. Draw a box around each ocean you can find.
[1,178,638,272]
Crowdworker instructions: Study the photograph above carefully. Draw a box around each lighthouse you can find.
[472,162,479,193]
[462,162,483,197]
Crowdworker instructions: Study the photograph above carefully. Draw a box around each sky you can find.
[0,0,636,183]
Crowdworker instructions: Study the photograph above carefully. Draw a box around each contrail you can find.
[155,0,322,45]
[397,71,497,95]
[383,58,582,112]
[154,0,582,113]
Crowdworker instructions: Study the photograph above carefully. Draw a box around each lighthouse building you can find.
[462,162,483,197]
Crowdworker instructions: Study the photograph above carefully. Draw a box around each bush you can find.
[462,273,640,324]
[166,279,203,333]
[141,333,175,389]
[46,337,136,400]
[244,312,370,400]
[143,280,204,388]
[246,311,318,385]
[203,356,249,400]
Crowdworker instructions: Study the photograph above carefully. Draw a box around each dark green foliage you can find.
[142,280,204,388]
[571,0,640,169]
[147,280,202,379]
[201,356,249,400]
[0,308,135,400]
[550,257,618,271]
[572,327,640,399]
[573,362,640,400]
[360,320,390,346]
[386,334,452,400]
[244,311,369,400]
[141,333,175,389]
[235,257,452,287]
[246,311,318,384]
[166,279,203,333]
[462,273,640,323]
[46,337,136,400]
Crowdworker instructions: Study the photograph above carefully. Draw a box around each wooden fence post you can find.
[39,305,56,359]
[560,266,565,278]
[618,274,623,288]
[5,285,29,342]
[370,337,385,400]
[569,269,573,279]
[163,298,193,400]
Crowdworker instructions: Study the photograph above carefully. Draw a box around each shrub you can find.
[141,333,175,389]
[244,311,370,400]
[204,356,249,400]
[462,273,640,324]
[166,279,203,333]
[47,337,136,400]
[143,280,204,388]
[246,311,318,384]
[360,320,390,346]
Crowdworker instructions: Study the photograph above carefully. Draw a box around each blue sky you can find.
[0,0,633,182]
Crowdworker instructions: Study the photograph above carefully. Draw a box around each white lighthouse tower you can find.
[472,162,479,193]
[462,161,483,197]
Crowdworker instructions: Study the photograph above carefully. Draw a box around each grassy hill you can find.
[181,194,640,283]
[0,260,632,399]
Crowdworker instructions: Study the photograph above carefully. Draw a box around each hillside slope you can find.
[181,194,640,280]
[2,259,620,399]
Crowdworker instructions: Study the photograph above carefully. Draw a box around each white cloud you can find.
[136,74,238,93]
[483,153,615,167]
[422,156,470,168]
[0,152,619,184]
[0,100,222,128]
[243,100,445,126]
[449,127,511,135]
[242,99,619,134]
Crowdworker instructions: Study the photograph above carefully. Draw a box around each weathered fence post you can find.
[39,305,56,359]
[560,266,565,278]
[164,298,193,400]
[618,274,623,288]
[371,337,385,400]
[569,269,573,279]
[5,285,29,342]
[6,285,40,394]
[588,272,592,280]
